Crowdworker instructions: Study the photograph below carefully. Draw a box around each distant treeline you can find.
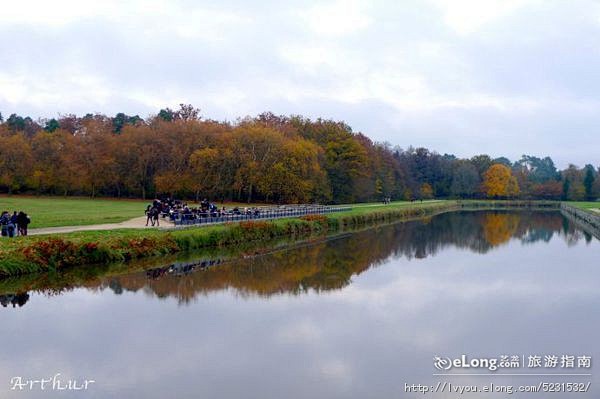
[0,105,598,203]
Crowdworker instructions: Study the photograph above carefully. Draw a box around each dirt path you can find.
[28,216,174,236]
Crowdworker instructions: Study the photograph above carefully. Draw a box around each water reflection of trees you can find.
[386,211,566,259]
[101,211,580,303]
[0,211,592,307]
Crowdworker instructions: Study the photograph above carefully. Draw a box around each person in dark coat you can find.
[10,212,18,236]
[0,211,9,237]
[145,204,153,226]
[152,206,160,227]
[16,212,30,236]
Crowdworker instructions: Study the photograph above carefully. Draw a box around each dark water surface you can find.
[1,210,599,398]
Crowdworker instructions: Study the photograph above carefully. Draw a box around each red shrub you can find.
[22,238,80,268]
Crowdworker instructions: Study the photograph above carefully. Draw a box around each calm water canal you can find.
[1,210,599,398]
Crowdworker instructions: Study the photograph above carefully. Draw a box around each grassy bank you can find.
[4,198,591,278]
[457,199,561,209]
[570,201,600,213]
[0,200,457,277]
[0,196,146,228]
[0,195,269,228]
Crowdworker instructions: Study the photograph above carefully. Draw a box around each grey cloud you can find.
[0,0,599,166]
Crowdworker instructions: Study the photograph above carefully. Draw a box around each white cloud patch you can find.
[0,0,246,42]
[302,0,372,36]
[0,71,111,111]
[430,0,541,35]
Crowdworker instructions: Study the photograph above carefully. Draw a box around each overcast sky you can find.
[1,0,599,167]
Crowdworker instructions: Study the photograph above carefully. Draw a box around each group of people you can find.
[145,197,262,226]
[174,201,262,222]
[0,211,31,238]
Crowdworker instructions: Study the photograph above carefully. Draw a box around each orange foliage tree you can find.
[482,164,520,198]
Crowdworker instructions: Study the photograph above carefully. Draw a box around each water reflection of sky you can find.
[1,211,599,398]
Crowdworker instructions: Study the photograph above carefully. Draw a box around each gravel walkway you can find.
[28,216,173,236]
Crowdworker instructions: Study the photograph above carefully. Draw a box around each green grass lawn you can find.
[0,196,450,229]
[3,197,590,230]
[0,196,270,229]
[0,196,148,228]
[570,201,600,212]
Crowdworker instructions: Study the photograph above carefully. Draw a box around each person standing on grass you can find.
[10,212,18,236]
[152,206,160,227]
[4,212,16,238]
[0,211,9,237]
[17,211,30,236]
[145,204,153,226]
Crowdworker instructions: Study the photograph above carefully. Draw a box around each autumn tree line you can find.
[0,105,598,204]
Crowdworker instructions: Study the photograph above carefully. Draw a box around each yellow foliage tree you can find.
[420,183,434,199]
[483,164,519,198]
